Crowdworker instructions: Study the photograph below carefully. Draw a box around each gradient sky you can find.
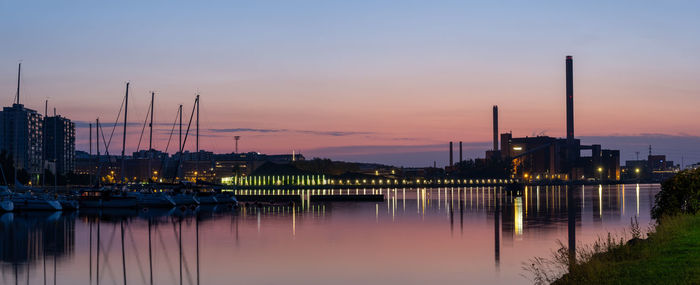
[1,1,699,166]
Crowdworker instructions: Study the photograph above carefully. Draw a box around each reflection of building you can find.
[0,104,44,182]
[0,213,75,268]
[44,115,76,176]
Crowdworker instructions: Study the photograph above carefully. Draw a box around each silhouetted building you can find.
[499,133,619,181]
[0,104,43,182]
[44,115,75,176]
[622,154,678,182]
[132,149,168,160]
[485,56,620,182]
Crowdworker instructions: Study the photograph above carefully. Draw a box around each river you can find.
[0,184,659,285]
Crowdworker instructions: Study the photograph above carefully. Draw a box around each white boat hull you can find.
[0,200,13,212]
[80,199,138,208]
[171,194,200,205]
[197,195,218,204]
[59,199,80,210]
[13,197,62,211]
[137,193,176,208]
[215,194,238,205]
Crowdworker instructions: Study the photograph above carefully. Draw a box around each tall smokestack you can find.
[492,105,498,151]
[566,56,574,143]
[16,62,21,105]
[459,141,463,163]
[449,142,454,167]
[566,56,576,175]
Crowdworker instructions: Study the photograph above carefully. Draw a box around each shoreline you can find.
[550,213,700,284]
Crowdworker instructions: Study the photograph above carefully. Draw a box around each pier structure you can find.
[222,174,518,188]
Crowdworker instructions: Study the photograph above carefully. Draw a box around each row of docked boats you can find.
[79,187,238,208]
[0,185,237,212]
[1,186,62,211]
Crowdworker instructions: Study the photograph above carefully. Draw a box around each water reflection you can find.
[0,185,658,285]
[0,211,75,285]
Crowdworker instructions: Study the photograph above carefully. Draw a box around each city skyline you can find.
[2,1,699,166]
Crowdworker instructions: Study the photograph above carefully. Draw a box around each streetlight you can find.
[597,167,603,182]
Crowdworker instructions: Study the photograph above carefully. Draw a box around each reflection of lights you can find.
[598,185,603,217]
[636,184,640,216]
[621,185,626,216]
[514,197,523,238]
[376,203,379,223]
[292,208,296,237]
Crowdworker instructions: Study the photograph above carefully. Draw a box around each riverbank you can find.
[554,213,700,284]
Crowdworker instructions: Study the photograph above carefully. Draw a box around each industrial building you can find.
[622,151,679,182]
[485,56,620,182]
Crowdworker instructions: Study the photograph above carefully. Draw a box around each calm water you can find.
[0,184,659,285]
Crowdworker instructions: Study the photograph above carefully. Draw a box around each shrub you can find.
[651,167,700,220]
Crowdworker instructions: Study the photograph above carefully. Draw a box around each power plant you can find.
[477,56,621,182]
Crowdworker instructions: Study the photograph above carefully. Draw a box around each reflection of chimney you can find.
[459,141,463,163]
[493,106,499,151]
[449,142,454,167]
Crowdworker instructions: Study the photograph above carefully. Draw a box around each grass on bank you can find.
[524,214,700,284]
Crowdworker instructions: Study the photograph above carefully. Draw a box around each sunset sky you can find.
[1,1,699,166]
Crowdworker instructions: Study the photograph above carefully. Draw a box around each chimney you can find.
[492,105,499,151]
[566,56,574,143]
[16,62,21,105]
[449,142,454,167]
[566,56,577,175]
[459,141,463,163]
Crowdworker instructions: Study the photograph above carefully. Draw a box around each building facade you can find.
[498,133,620,181]
[0,104,44,183]
[44,115,76,176]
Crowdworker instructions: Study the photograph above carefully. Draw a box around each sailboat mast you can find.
[121,82,129,185]
[53,108,57,192]
[149,92,154,182]
[43,99,47,187]
[178,104,183,180]
[179,104,182,153]
[96,118,100,186]
[149,92,154,151]
[13,63,21,185]
[89,122,92,186]
[195,94,199,182]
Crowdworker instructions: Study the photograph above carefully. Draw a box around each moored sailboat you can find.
[79,188,138,208]
[133,191,177,207]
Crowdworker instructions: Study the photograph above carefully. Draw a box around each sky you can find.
[1,0,699,167]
